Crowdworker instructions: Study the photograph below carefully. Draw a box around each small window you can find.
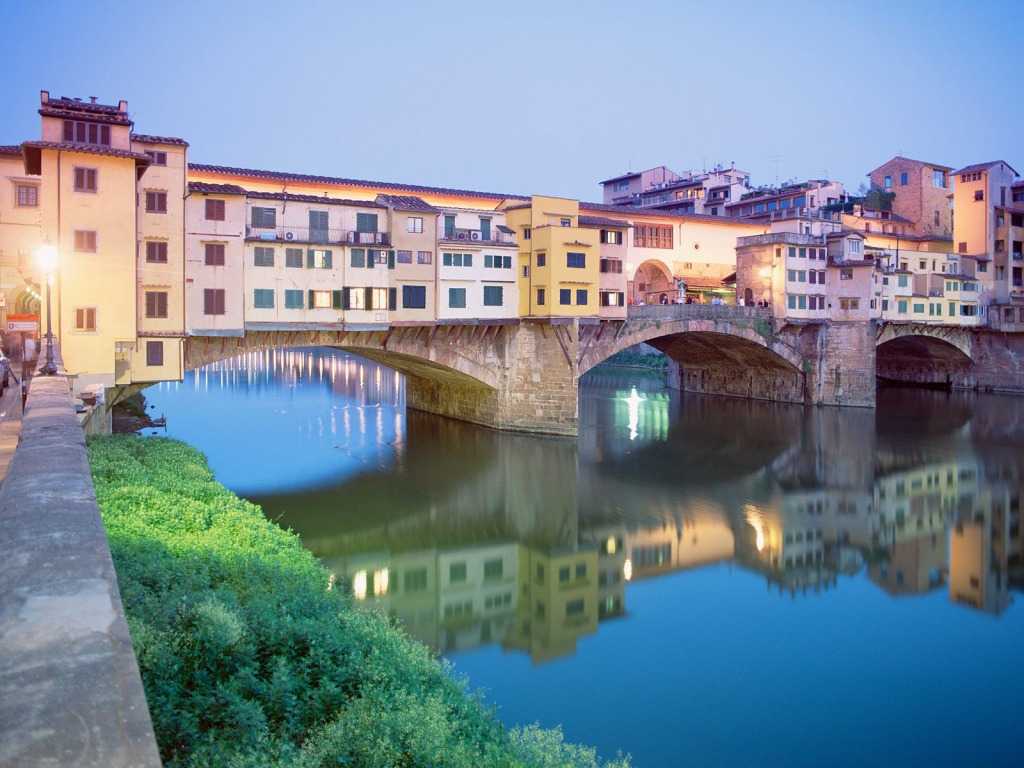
[536,288,545,306]
[560,217,572,227]
[203,289,225,315]
[406,216,423,233]
[74,230,97,252]
[884,175,892,189]
[144,291,168,318]
[145,340,163,366]
[449,562,467,583]
[566,252,586,269]
[576,289,588,305]
[204,243,226,266]
[559,566,570,583]
[145,241,168,263]
[974,189,984,201]
[350,248,366,268]
[253,247,275,267]
[523,227,531,240]
[566,599,585,618]
[402,285,426,309]
[483,285,503,306]
[448,287,466,309]
[397,250,413,264]
[284,289,304,309]
[144,150,167,166]
[900,171,908,186]
[484,559,503,581]
[416,250,432,264]
[559,289,571,305]
[251,206,276,228]
[205,198,226,221]
[536,252,546,267]
[253,289,275,309]
[74,307,97,331]
[285,247,303,268]
[15,184,38,207]
[145,190,167,213]
[73,167,97,192]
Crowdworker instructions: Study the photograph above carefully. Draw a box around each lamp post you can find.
[35,245,58,376]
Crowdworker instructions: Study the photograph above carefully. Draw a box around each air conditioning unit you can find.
[285,231,294,241]
[457,232,467,240]
[470,231,479,240]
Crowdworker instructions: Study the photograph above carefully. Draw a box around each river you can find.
[140,346,1024,768]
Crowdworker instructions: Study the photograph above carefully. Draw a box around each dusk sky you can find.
[3,0,1021,200]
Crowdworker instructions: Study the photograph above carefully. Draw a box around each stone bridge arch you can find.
[875,322,974,388]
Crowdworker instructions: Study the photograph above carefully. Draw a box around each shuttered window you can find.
[205,199,225,221]
[253,289,275,309]
[74,307,97,331]
[253,247,275,267]
[144,291,168,318]
[145,341,164,367]
[448,288,466,309]
[285,248,303,268]
[350,249,366,268]
[284,290,304,309]
[204,243,225,266]
[73,167,97,192]
[74,230,97,252]
[203,289,225,315]
[145,241,168,263]
[251,207,276,228]
[483,286,503,306]
[145,190,167,213]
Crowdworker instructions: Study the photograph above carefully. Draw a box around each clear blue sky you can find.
[2,0,1020,200]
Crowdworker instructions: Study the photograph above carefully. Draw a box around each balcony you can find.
[245,225,389,246]
[736,232,825,248]
[439,227,515,246]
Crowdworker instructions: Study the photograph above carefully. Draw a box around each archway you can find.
[630,259,675,306]
[876,334,973,390]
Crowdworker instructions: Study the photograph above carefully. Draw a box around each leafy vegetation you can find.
[88,436,628,768]
[599,347,669,371]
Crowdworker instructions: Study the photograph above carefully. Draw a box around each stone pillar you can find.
[800,321,876,407]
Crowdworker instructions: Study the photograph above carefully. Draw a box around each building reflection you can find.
[217,349,1024,664]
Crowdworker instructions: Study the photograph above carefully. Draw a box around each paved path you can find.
[0,373,25,485]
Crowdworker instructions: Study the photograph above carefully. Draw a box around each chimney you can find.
[89,96,97,104]
[118,99,128,112]
[40,89,49,104]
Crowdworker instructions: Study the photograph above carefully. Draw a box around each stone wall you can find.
[878,328,1024,394]
[0,375,161,767]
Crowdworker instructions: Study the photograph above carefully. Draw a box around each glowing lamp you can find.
[35,244,58,274]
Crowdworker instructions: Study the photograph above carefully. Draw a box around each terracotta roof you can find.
[678,275,727,289]
[375,194,439,213]
[580,201,758,225]
[188,181,247,196]
[578,215,632,229]
[131,133,189,147]
[867,155,953,175]
[952,160,1020,177]
[599,171,641,185]
[189,162,527,201]
[39,97,132,126]
[0,145,21,156]
[20,140,149,161]
[829,258,875,268]
[247,190,385,208]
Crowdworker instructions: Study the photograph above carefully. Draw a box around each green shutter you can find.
[387,249,395,269]
[307,290,314,309]
[388,287,397,311]
[364,287,373,309]
[342,287,351,309]
[332,289,342,309]
[323,250,332,269]
[306,249,315,268]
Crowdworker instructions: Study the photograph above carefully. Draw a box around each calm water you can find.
[142,348,1024,768]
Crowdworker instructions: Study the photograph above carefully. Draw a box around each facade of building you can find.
[600,164,752,216]
[867,156,954,237]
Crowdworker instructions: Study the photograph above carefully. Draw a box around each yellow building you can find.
[502,196,600,318]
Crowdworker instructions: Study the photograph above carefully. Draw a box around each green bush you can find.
[88,436,628,768]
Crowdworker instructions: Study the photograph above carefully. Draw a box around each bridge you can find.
[181,303,921,436]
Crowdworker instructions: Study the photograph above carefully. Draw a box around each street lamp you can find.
[35,244,58,375]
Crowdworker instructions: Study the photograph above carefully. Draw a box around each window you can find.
[253,247,274,267]
[204,243,225,266]
[204,289,225,315]
[839,298,860,311]
[600,291,624,306]
[797,270,806,282]
[144,291,168,318]
[536,252,546,267]
[63,120,110,145]
[787,269,796,282]
[145,241,168,263]
[251,207,276,228]
[74,307,96,331]
[284,247,303,268]
[559,289,571,305]
[600,229,623,245]
[995,240,1005,253]
[884,175,892,189]
[73,167,97,192]
[449,562,467,583]
[397,249,413,264]
[350,248,366,268]
[484,559,503,581]
[402,285,426,309]
[448,287,466,309]
[788,294,796,310]
[356,212,379,233]
[284,290,304,309]
[897,299,908,314]
[634,223,673,249]
[933,169,947,188]
[560,217,571,227]
[961,304,978,316]
[309,248,332,269]
[416,250,432,264]
[566,599,585,618]
[146,340,163,367]
[934,210,941,227]
[145,191,167,213]
[253,289,274,309]
[913,302,925,313]
[798,247,806,259]
[483,286,503,306]
[205,198,225,221]
[311,290,332,309]
[798,294,807,309]
[536,288,545,306]
[74,230,97,252]
[523,227,531,240]
[404,568,428,592]
[900,171,908,186]
[788,247,796,258]
[144,150,167,166]
[897,274,908,288]
[484,254,512,269]
[974,189,984,201]
[15,184,37,207]
[406,216,423,233]
[576,289,588,305]
[559,566,571,583]
[840,268,853,280]
[600,258,623,273]
[566,252,586,269]
[442,252,472,267]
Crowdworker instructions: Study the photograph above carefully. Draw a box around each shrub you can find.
[89,436,628,768]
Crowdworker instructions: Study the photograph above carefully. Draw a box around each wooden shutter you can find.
[387,250,395,269]
[341,287,350,310]
[332,290,342,309]
[306,249,315,268]
[323,250,332,269]
[306,290,314,309]
[388,288,397,311]
[364,287,373,309]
